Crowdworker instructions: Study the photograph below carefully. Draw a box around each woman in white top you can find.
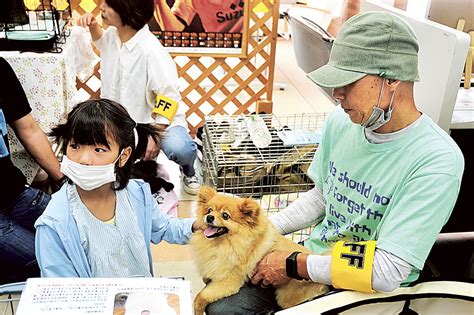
[77,0,201,195]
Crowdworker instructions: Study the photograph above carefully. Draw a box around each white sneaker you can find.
[182,173,201,195]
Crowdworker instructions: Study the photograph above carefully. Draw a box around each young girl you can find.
[35,99,200,277]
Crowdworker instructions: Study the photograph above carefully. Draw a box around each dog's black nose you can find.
[206,215,214,224]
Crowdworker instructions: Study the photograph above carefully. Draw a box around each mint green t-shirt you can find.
[305,106,464,283]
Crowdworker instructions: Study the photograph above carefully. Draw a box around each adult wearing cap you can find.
[206,11,464,314]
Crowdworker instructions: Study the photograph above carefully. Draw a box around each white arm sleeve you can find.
[269,186,326,235]
[306,248,414,292]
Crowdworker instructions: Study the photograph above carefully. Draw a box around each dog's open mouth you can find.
[204,225,229,238]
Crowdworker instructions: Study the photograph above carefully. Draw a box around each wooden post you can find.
[256,99,273,114]
[464,32,473,89]
[341,0,361,23]
[393,0,408,11]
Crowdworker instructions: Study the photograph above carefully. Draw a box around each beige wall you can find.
[428,0,474,73]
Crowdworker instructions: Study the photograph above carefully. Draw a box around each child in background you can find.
[35,99,201,277]
[77,0,201,195]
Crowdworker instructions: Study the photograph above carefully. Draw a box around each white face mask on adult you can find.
[60,151,123,191]
[361,78,398,131]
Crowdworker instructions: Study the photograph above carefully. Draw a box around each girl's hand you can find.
[192,219,205,233]
[76,13,97,28]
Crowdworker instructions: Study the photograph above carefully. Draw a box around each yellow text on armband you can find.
[331,240,376,293]
[152,95,178,122]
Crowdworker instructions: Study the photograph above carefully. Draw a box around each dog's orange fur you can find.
[191,187,328,314]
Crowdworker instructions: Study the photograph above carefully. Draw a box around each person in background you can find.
[35,99,203,277]
[0,57,63,284]
[205,11,464,314]
[77,0,201,195]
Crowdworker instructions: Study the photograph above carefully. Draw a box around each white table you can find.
[450,88,474,130]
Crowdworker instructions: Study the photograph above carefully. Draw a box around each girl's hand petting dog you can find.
[251,251,294,287]
[192,220,206,233]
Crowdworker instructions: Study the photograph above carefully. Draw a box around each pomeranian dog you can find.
[191,187,328,314]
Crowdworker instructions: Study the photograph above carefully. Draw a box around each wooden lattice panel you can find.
[71,0,280,135]
[71,0,102,100]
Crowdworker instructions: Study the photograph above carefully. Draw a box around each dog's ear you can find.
[239,198,261,217]
[198,186,217,204]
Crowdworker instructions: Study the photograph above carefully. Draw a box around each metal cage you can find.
[202,113,327,242]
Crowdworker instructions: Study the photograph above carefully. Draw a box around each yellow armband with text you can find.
[331,240,376,293]
[152,95,178,122]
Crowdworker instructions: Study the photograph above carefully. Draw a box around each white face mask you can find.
[361,78,397,131]
[60,151,123,191]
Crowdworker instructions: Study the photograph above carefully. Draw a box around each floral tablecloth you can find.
[0,29,95,182]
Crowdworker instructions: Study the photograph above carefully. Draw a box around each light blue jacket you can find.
[35,179,194,277]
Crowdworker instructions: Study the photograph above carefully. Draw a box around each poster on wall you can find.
[149,0,250,57]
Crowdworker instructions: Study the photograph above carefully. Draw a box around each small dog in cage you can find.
[191,187,328,314]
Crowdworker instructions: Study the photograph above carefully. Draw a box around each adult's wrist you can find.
[296,253,310,280]
[89,22,101,32]
[55,174,67,186]
[51,171,65,183]
[286,252,304,280]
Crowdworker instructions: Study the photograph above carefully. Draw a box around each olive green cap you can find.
[307,11,420,88]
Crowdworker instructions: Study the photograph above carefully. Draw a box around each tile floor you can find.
[151,37,336,298]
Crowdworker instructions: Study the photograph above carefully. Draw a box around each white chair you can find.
[285,7,334,98]
[0,281,25,315]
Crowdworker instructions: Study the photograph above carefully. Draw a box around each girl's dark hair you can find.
[50,99,159,190]
[106,0,154,31]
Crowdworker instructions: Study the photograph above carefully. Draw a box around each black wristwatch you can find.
[286,251,304,280]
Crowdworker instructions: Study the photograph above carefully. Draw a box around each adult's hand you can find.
[75,13,103,41]
[144,124,166,160]
[251,251,293,287]
[144,135,160,160]
[154,124,168,133]
[76,13,97,28]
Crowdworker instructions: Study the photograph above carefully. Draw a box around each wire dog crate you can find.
[0,0,71,52]
[202,113,327,242]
